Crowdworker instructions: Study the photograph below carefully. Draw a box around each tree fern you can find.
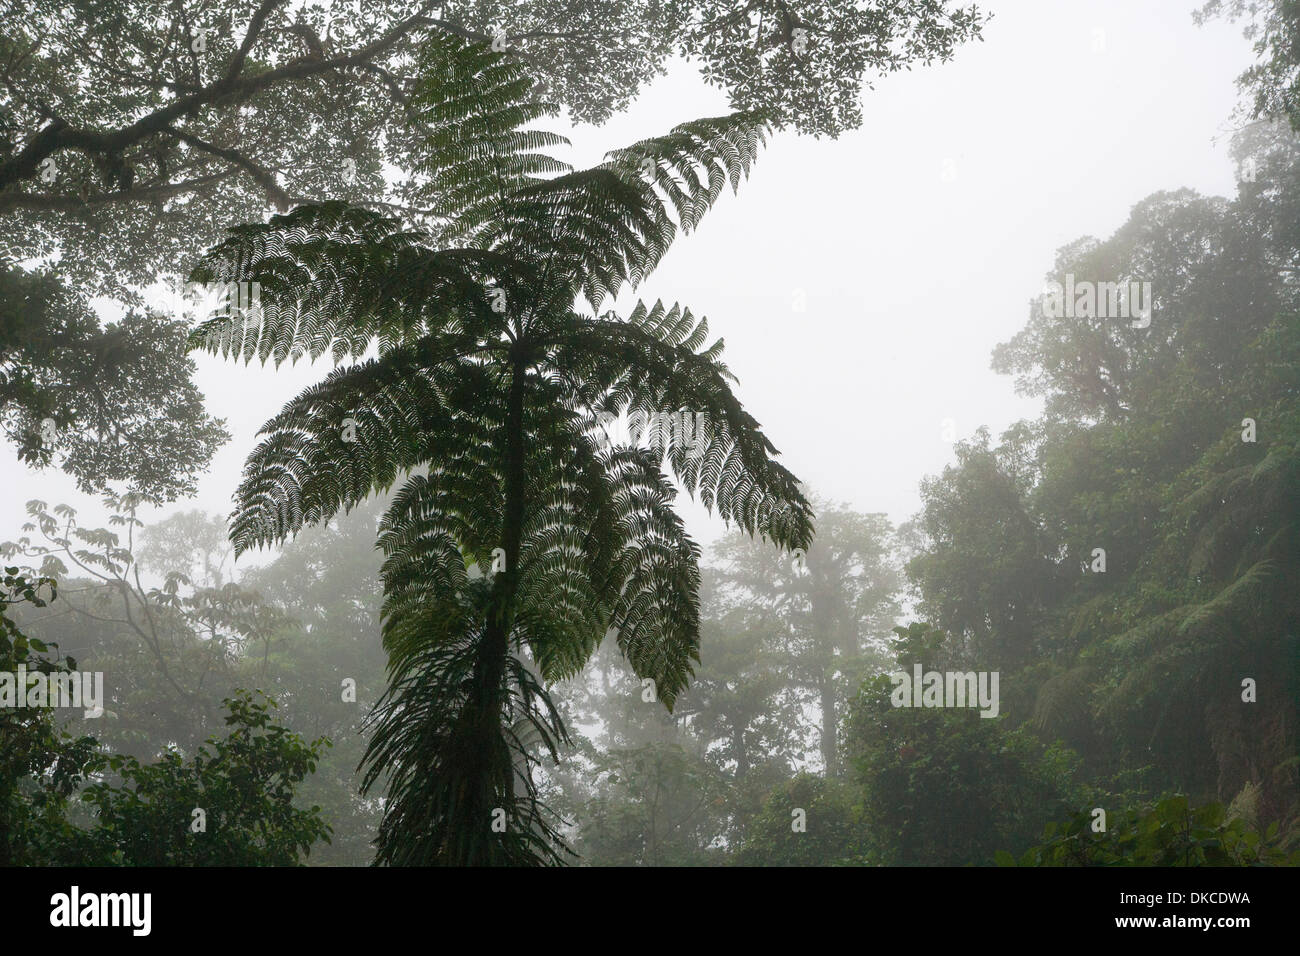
[190,36,811,865]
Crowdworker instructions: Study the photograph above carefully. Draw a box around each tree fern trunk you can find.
[462,347,530,862]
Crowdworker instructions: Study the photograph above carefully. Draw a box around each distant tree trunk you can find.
[734,726,750,782]
[812,590,840,777]
[819,668,839,777]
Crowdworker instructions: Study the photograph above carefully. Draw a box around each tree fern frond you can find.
[544,304,813,550]
[230,335,501,553]
[188,202,515,366]
[408,34,571,244]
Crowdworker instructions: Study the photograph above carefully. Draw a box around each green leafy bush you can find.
[1002,796,1300,866]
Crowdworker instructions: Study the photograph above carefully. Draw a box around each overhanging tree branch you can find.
[161,127,293,211]
[0,0,446,193]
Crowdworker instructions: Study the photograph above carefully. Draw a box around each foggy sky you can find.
[0,0,1253,566]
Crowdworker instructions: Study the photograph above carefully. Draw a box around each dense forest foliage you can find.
[0,0,1296,867]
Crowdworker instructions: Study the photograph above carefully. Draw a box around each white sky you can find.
[0,0,1255,567]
